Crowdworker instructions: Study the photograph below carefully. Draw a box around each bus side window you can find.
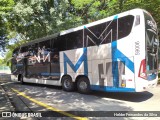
[52,48,59,63]
[20,46,29,57]
[53,53,59,62]
[12,48,19,57]
[118,15,134,39]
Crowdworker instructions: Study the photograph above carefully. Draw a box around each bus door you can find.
[50,49,60,80]
[50,37,61,80]
[114,61,125,88]
[116,57,135,89]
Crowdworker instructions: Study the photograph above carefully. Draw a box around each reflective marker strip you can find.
[12,88,88,120]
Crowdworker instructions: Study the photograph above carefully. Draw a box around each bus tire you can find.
[77,77,90,94]
[19,75,24,84]
[62,76,75,92]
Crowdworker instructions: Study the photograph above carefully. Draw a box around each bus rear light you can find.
[138,59,147,79]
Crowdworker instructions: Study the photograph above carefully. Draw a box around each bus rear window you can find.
[144,12,158,71]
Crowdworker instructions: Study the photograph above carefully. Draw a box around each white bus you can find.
[11,8,159,93]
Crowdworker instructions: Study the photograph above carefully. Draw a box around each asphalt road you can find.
[0,78,160,120]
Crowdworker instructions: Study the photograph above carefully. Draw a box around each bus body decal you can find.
[83,15,118,47]
[112,40,119,87]
[111,41,135,87]
[63,48,88,76]
[112,41,135,73]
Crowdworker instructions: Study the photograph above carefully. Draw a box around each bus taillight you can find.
[138,59,147,79]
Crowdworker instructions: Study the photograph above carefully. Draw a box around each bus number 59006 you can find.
[135,41,140,55]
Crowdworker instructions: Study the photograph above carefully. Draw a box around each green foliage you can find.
[0,59,4,65]
[6,0,160,41]
[10,0,82,40]
[0,0,14,54]
[0,0,14,14]
[1,0,160,66]
[122,0,160,37]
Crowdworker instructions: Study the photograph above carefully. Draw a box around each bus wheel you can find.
[19,75,24,84]
[62,76,75,92]
[77,77,90,94]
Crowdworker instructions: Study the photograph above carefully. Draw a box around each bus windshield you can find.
[144,12,159,73]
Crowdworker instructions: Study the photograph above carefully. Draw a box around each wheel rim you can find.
[79,81,87,90]
[64,79,71,89]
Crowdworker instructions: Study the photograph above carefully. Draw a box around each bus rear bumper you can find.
[142,82,157,91]
[135,80,158,92]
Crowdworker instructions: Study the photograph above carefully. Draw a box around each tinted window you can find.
[84,15,134,46]
[12,48,19,57]
[59,30,83,51]
[20,46,28,53]
[50,37,66,51]
[38,40,51,51]
[144,12,158,71]
[118,15,134,39]
[59,15,134,50]
[19,46,28,57]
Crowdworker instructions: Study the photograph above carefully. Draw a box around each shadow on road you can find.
[1,81,137,120]
[14,82,62,90]
[10,82,153,103]
[90,91,153,102]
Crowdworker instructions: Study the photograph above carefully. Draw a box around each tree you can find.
[5,0,160,43]
[0,0,14,53]
[1,0,160,65]
[10,0,83,41]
